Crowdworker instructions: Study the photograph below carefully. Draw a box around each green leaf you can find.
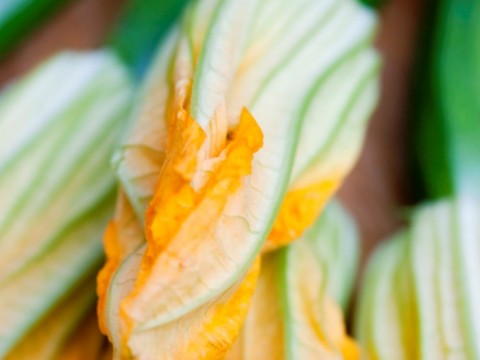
[109,0,191,79]
[0,0,71,57]
[414,0,480,198]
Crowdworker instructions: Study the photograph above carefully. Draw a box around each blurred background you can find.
[0,0,423,265]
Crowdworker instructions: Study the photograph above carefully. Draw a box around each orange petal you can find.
[184,257,261,359]
[121,258,261,360]
[264,177,340,252]
[96,221,121,335]
[224,253,284,360]
[97,191,144,336]
[120,107,263,344]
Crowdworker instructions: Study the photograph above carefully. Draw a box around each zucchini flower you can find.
[0,51,133,357]
[355,197,480,359]
[5,279,98,360]
[225,201,360,359]
[98,0,379,358]
[355,1,480,358]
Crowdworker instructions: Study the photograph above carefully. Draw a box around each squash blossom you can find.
[97,0,379,358]
[0,51,133,357]
[226,201,360,360]
[355,197,480,359]
[354,0,480,358]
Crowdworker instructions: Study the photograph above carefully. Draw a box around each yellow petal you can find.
[120,258,260,359]
[224,254,284,360]
[265,176,340,252]
[226,202,360,360]
[184,257,261,359]
[97,191,144,336]
[119,107,263,340]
